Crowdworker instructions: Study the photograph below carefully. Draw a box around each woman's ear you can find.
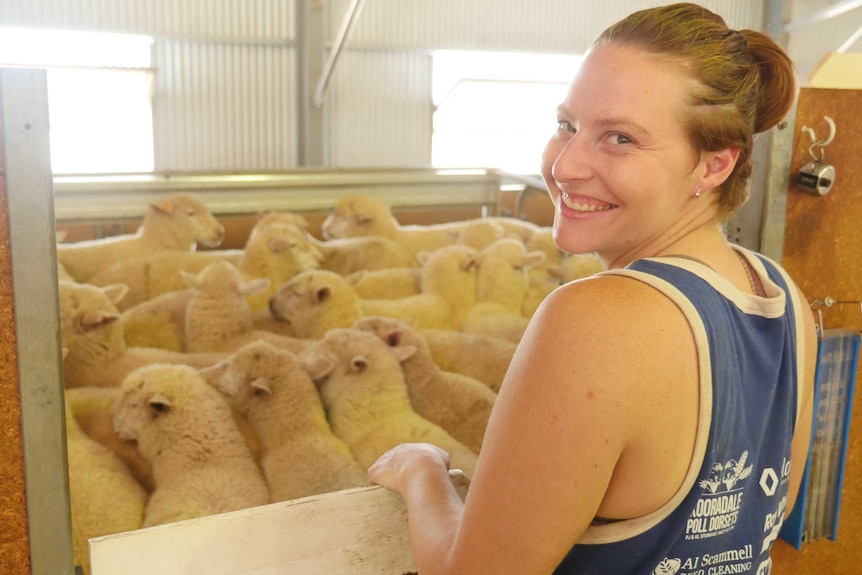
[701,147,740,189]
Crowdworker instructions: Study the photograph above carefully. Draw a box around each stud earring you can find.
[695,186,702,199]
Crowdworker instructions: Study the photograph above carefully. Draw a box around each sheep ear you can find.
[148,393,173,414]
[250,377,273,396]
[301,351,336,382]
[240,278,270,296]
[268,237,290,253]
[180,270,202,289]
[79,309,120,329]
[150,201,174,215]
[546,265,563,280]
[199,360,233,393]
[102,283,129,304]
[350,355,369,373]
[392,345,417,363]
[314,286,332,304]
[518,251,546,270]
[460,255,478,272]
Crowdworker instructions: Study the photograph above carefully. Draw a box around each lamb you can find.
[59,280,229,389]
[354,317,496,452]
[113,364,270,527]
[300,328,479,477]
[201,341,368,502]
[359,244,479,330]
[182,261,310,354]
[57,192,225,283]
[460,238,545,342]
[268,269,364,339]
[321,194,539,254]
[453,218,507,250]
[419,329,517,393]
[521,227,568,318]
[65,386,154,492]
[89,221,322,312]
[65,400,147,575]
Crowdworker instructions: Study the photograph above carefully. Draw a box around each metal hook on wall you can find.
[801,116,837,162]
[796,116,837,197]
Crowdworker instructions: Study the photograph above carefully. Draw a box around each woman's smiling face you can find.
[541,43,707,266]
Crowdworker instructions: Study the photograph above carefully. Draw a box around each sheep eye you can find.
[386,333,400,346]
[253,388,268,397]
[186,209,196,216]
[150,402,171,415]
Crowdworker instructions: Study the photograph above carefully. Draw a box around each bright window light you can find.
[432,50,583,175]
[0,28,155,174]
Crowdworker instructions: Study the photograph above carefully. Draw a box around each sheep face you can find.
[202,341,300,413]
[353,316,421,351]
[150,192,225,248]
[306,329,416,401]
[268,269,345,324]
[113,364,232,458]
[248,223,324,272]
[59,281,128,359]
[320,195,396,240]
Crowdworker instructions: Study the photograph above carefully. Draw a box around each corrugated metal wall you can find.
[0,0,766,172]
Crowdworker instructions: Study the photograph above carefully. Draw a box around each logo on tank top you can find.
[685,450,753,540]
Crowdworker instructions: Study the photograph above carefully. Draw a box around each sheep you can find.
[359,244,479,330]
[300,328,479,477]
[201,341,368,502]
[89,222,321,312]
[182,261,310,354]
[57,192,225,283]
[65,386,154,492]
[419,329,517,393]
[113,364,270,527]
[353,316,496,452]
[460,238,545,342]
[345,267,422,299]
[59,280,230,389]
[65,399,147,575]
[321,194,539,254]
[268,269,364,339]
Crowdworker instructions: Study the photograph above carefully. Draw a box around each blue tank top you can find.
[553,248,808,575]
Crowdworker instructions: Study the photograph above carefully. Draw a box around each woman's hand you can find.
[367,443,451,492]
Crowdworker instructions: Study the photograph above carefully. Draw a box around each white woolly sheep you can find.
[121,289,193,352]
[301,328,479,477]
[346,267,422,300]
[354,317,496,452]
[65,400,147,575]
[57,192,225,283]
[113,364,270,527]
[201,341,368,502]
[181,261,310,354]
[460,238,544,342]
[359,244,479,330]
[65,386,154,492]
[419,329,517,393]
[59,280,230,389]
[453,218,507,251]
[268,269,364,339]
[321,194,539,253]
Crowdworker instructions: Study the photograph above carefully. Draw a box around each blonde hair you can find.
[594,3,797,215]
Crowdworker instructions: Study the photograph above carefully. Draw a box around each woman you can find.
[368,4,817,574]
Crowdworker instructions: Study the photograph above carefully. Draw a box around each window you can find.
[0,28,154,173]
[432,50,583,175]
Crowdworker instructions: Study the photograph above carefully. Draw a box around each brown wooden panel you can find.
[0,106,32,575]
[774,87,862,574]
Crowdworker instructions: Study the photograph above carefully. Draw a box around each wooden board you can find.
[90,472,469,575]
[771,87,862,573]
